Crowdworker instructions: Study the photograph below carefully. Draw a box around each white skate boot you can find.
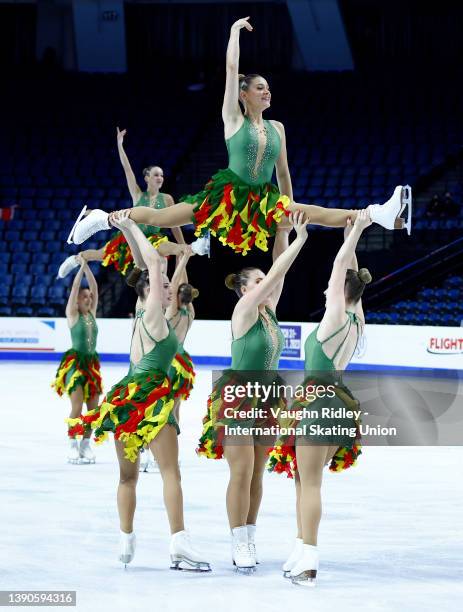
[119,530,136,567]
[169,530,211,572]
[57,255,79,279]
[191,232,210,257]
[290,544,319,587]
[67,207,111,244]
[282,538,303,578]
[79,438,96,464]
[231,526,256,574]
[368,185,412,233]
[246,524,259,564]
[67,439,80,464]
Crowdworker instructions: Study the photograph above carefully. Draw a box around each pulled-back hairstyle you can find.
[225,267,259,298]
[345,268,372,304]
[133,269,149,298]
[142,165,162,179]
[238,74,263,109]
[178,282,199,305]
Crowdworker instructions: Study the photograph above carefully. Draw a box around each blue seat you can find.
[32,264,47,276]
[46,241,61,253]
[0,263,9,275]
[10,263,28,276]
[14,273,32,286]
[48,286,66,305]
[34,253,49,265]
[12,286,28,305]
[5,230,20,242]
[35,198,51,210]
[3,274,13,286]
[40,231,56,241]
[38,210,55,220]
[8,220,25,231]
[15,306,33,316]
[30,286,47,305]
[0,305,12,316]
[36,306,55,317]
[23,231,38,242]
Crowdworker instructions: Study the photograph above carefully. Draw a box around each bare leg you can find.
[296,444,338,545]
[285,203,357,228]
[81,248,104,262]
[295,470,302,539]
[157,242,188,258]
[246,444,269,525]
[127,203,195,229]
[223,438,254,529]
[149,425,184,534]
[84,394,99,439]
[69,386,84,420]
[172,399,181,427]
[115,438,140,533]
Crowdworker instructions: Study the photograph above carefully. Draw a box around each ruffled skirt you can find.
[182,168,291,255]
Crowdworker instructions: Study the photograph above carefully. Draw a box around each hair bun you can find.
[358,268,372,284]
[225,273,236,290]
[191,288,199,300]
[238,73,246,80]
[126,266,143,287]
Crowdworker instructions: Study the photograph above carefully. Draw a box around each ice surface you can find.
[0,361,462,612]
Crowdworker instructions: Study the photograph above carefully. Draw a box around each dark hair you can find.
[225,267,260,297]
[178,282,199,305]
[126,266,143,288]
[345,268,372,304]
[142,165,163,179]
[78,286,90,295]
[134,269,150,298]
[238,73,262,91]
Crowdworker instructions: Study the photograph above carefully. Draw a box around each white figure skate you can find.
[57,255,79,278]
[119,530,136,567]
[290,544,319,587]
[282,538,303,578]
[169,530,211,572]
[231,526,256,574]
[79,438,96,464]
[67,207,111,244]
[67,439,80,464]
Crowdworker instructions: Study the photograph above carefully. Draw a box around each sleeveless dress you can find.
[78,309,179,462]
[182,116,290,255]
[197,307,285,459]
[167,307,196,401]
[102,192,168,275]
[52,313,103,438]
[268,312,363,477]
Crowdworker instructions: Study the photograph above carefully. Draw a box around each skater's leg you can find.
[172,399,181,427]
[69,386,84,420]
[295,470,303,539]
[246,444,269,525]
[295,444,328,546]
[149,425,184,534]
[157,242,187,258]
[81,248,104,262]
[115,438,140,533]
[224,439,254,529]
[84,394,99,439]
[120,202,195,229]
[286,203,355,228]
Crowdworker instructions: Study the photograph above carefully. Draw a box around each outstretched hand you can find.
[116,126,126,145]
[353,209,372,232]
[344,217,353,239]
[231,17,253,32]
[288,211,309,241]
[110,209,132,229]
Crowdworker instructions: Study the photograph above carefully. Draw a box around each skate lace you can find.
[235,542,252,558]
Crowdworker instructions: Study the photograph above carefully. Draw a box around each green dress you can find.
[197,307,286,459]
[102,192,168,275]
[168,307,196,401]
[268,312,363,476]
[52,313,102,406]
[83,309,180,463]
[182,116,291,254]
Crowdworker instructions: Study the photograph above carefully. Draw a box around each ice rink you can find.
[1,360,462,612]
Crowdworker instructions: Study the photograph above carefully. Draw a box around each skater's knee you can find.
[230,463,253,486]
[119,471,138,487]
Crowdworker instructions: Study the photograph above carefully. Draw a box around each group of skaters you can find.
[50,17,412,587]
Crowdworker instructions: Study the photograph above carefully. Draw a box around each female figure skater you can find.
[196,212,308,572]
[67,18,411,251]
[58,127,200,278]
[166,248,198,425]
[80,210,210,571]
[52,256,102,464]
[267,210,372,586]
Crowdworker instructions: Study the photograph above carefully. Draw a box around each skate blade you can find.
[170,557,211,572]
[78,458,96,464]
[283,570,291,578]
[402,184,412,236]
[234,565,256,575]
[67,205,87,244]
[120,554,133,565]
[290,570,317,587]
[67,458,80,464]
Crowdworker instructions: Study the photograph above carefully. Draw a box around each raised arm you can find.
[273,121,294,202]
[65,257,86,324]
[112,211,167,338]
[237,212,308,313]
[165,248,192,320]
[117,127,141,204]
[112,213,146,270]
[82,262,98,316]
[222,18,252,130]
[325,210,371,319]
[268,225,292,311]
